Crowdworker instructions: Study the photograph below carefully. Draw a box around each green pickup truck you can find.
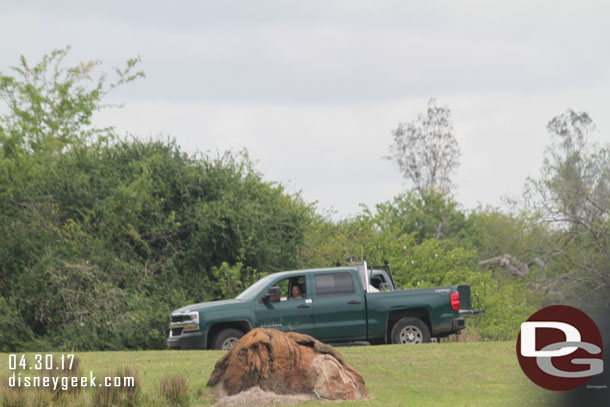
[167,261,479,350]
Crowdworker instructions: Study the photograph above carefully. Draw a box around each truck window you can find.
[274,276,307,301]
[371,274,386,289]
[314,272,355,297]
[236,274,275,300]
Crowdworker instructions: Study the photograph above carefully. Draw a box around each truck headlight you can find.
[184,312,199,331]
[170,312,200,331]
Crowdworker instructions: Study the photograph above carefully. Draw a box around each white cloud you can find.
[96,83,609,218]
[2,0,610,218]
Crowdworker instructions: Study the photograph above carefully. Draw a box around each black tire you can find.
[211,328,244,350]
[390,317,431,344]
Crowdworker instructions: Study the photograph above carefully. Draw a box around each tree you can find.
[0,49,314,350]
[0,46,144,157]
[386,98,460,196]
[532,110,610,310]
[486,109,610,312]
[540,109,601,225]
[366,191,471,242]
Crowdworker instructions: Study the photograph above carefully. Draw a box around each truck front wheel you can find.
[391,317,431,344]
[211,328,244,350]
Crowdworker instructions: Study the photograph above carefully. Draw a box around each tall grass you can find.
[40,355,82,402]
[92,367,140,407]
[1,344,557,407]
[27,389,52,407]
[159,374,189,407]
[0,379,26,407]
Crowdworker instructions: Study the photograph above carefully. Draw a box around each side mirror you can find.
[379,282,391,292]
[262,286,281,303]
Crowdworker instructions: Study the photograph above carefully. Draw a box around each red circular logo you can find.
[516,305,603,391]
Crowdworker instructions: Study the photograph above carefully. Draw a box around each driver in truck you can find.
[290,285,303,300]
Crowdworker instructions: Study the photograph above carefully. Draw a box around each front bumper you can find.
[167,330,207,350]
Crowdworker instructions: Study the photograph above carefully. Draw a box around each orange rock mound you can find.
[207,328,368,401]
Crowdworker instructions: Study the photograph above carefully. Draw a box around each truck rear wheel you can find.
[211,328,243,350]
[391,317,431,344]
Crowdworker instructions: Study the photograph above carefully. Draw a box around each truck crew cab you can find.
[168,261,480,350]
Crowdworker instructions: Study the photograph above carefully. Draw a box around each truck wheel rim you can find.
[399,326,423,344]
[222,338,239,350]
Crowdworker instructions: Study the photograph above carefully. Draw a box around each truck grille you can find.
[171,328,183,337]
[171,315,187,323]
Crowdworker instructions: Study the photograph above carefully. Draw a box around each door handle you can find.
[347,300,361,305]
[297,304,310,309]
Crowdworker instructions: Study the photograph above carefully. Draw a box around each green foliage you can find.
[392,239,476,289]
[0,137,311,350]
[466,208,534,259]
[210,261,267,300]
[297,214,380,269]
[522,109,610,312]
[0,298,34,352]
[0,46,143,157]
[367,191,472,243]
[299,191,472,268]
[471,273,540,340]
[300,194,540,341]
[1,47,582,350]
[390,238,538,340]
[0,49,312,351]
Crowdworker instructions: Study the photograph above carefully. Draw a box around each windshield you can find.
[235,274,275,301]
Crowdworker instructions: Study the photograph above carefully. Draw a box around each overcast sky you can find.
[2,1,609,218]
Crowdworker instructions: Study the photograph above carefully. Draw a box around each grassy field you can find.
[1,342,560,407]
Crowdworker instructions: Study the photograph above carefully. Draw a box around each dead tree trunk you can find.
[478,254,546,278]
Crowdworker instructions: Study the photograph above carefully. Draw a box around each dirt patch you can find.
[214,386,314,407]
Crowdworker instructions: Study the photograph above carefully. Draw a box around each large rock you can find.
[207,328,368,401]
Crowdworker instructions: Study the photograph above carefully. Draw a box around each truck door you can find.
[311,271,366,341]
[254,275,314,336]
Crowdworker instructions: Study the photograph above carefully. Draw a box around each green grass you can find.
[1,342,559,406]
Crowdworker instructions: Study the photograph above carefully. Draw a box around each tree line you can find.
[1,48,608,351]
